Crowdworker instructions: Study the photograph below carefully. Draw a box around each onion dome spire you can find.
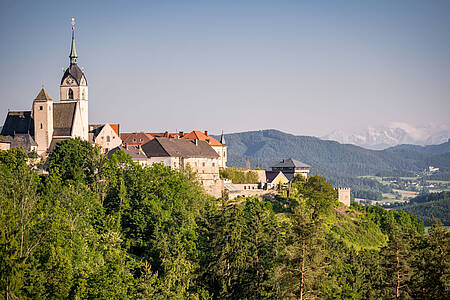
[70,18,78,65]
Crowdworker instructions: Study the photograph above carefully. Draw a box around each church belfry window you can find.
[68,88,74,100]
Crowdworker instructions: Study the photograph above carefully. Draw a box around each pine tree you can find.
[380,227,413,299]
[410,219,450,299]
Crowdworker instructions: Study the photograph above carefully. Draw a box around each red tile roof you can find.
[181,130,222,146]
[110,124,120,136]
[123,130,224,147]
[120,132,154,146]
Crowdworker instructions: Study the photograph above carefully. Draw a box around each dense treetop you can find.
[1,139,448,299]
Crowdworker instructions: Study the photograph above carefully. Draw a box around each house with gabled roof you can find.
[148,130,228,168]
[141,137,222,197]
[89,123,122,153]
[271,158,311,180]
[120,132,154,148]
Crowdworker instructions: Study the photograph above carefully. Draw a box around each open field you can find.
[393,189,419,199]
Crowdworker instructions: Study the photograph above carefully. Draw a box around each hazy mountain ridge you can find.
[215,129,450,186]
[386,139,450,155]
[322,123,450,150]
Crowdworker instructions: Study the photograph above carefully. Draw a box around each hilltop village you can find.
[0,23,350,205]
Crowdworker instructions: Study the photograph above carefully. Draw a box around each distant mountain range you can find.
[321,123,450,150]
[214,129,450,190]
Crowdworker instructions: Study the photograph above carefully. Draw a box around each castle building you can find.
[140,137,222,197]
[0,20,89,155]
[148,130,228,168]
[271,158,311,180]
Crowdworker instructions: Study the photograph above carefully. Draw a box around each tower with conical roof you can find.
[59,18,89,140]
[33,88,54,154]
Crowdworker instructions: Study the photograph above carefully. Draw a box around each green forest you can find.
[395,191,450,226]
[1,139,449,299]
[217,129,450,198]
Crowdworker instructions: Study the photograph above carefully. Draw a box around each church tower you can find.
[33,88,53,155]
[60,18,88,140]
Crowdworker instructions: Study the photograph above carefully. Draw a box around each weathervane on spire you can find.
[72,18,75,29]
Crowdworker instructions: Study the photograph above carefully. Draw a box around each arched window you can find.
[68,88,74,100]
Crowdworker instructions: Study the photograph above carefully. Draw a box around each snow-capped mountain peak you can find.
[321,123,450,150]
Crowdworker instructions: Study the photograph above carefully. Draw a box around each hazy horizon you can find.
[1,0,449,137]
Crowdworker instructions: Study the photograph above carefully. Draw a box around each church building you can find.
[0,20,89,155]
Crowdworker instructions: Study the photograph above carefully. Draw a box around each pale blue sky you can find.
[1,0,449,136]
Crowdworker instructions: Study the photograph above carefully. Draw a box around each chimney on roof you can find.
[164,131,169,138]
[194,139,198,146]
[204,130,208,136]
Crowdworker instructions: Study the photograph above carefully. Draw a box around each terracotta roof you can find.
[1,111,34,136]
[89,123,121,143]
[110,124,120,136]
[149,132,178,138]
[181,130,223,146]
[142,137,219,159]
[34,88,53,101]
[120,132,154,145]
[53,102,76,136]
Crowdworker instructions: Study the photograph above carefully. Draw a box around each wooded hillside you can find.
[1,140,449,299]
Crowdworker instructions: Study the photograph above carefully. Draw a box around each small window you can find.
[39,106,43,110]
[40,123,43,129]
[212,163,215,167]
[140,138,143,142]
[107,136,110,142]
[113,136,115,139]
[68,88,74,100]
[133,138,136,142]
[202,162,206,167]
